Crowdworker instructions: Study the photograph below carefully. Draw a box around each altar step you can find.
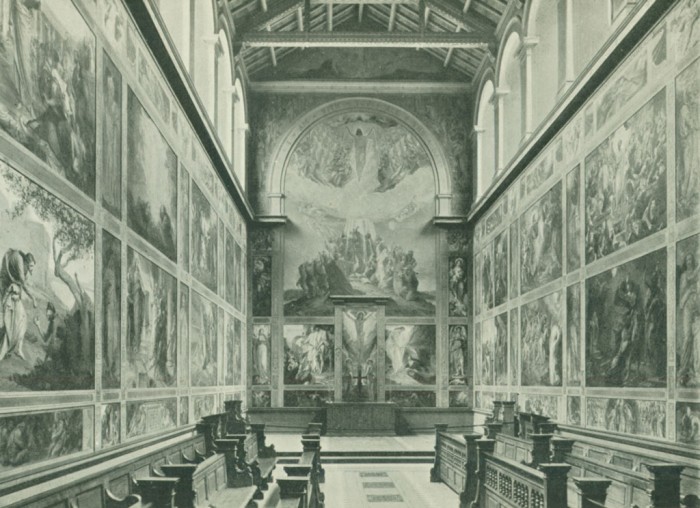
[277,450,434,464]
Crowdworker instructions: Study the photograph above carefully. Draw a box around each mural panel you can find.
[480,318,494,386]
[0,0,96,198]
[0,162,95,391]
[448,256,469,317]
[518,394,558,419]
[0,408,84,472]
[494,314,508,386]
[284,391,334,407]
[566,165,581,272]
[520,183,562,294]
[481,244,494,310]
[386,390,436,407]
[567,396,581,426]
[224,313,242,386]
[586,398,665,439]
[677,234,700,388]
[586,249,666,387]
[102,231,121,389]
[190,291,217,387]
[126,249,176,388]
[252,324,271,385]
[102,53,122,217]
[283,112,436,317]
[448,325,468,385]
[284,324,334,387]
[179,396,188,425]
[191,183,217,292]
[676,57,700,222]
[342,309,377,401]
[251,391,271,408]
[521,291,563,387]
[178,284,189,387]
[677,402,700,445]
[509,309,519,386]
[235,243,243,312]
[509,221,519,298]
[385,325,436,386]
[192,394,216,421]
[225,231,236,308]
[494,232,508,307]
[101,403,120,448]
[126,399,175,438]
[585,91,666,263]
[179,167,189,270]
[567,284,581,386]
[126,90,177,261]
[474,323,481,386]
[449,391,470,407]
[252,256,271,316]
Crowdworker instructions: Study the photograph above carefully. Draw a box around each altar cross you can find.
[351,365,368,398]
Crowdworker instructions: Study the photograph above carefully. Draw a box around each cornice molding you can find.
[249,80,470,94]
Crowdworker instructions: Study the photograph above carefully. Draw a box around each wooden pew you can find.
[156,451,258,508]
[215,432,277,494]
[430,424,480,508]
[277,476,310,508]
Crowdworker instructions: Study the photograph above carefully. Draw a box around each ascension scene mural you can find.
[127,90,177,261]
[0,162,95,391]
[342,309,377,401]
[283,111,436,317]
[126,249,176,388]
[284,324,334,387]
[584,91,666,263]
[521,291,563,387]
[0,0,96,198]
[586,249,666,387]
[677,234,700,388]
[385,325,436,386]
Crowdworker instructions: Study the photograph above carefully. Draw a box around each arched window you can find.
[216,28,234,161]
[193,0,217,121]
[498,31,523,167]
[528,0,559,128]
[233,78,247,190]
[572,0,611,75]
[476,80,496,198]
[157,0,190,67]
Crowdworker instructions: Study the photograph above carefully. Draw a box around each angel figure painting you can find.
[284,324,334,387]
[342,309,377,401]
[385,325,436,386]
[283,111,436,317]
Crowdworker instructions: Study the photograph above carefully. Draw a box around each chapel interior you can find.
[0,0,697,507]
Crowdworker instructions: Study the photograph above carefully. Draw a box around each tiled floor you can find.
[322,463,456,508]
[266,434,435,454]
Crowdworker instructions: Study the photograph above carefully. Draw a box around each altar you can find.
[326,402,398,436]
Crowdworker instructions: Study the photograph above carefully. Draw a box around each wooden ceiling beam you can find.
[358,1,364,22]
[423,0,494,36]
[297,6,304,29]
[388,3,397,30]
[243,0,304,32]
[327,3,334,30]
[236,30,491,48]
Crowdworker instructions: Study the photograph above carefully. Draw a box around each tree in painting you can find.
[521,291,563,386]
[284,324,334,386]
[126,249,177,388]
[102,52,121,217]
[0,409,83,471]
[677,234,700,388]
[0,0,96,197]
[102,231,121,389]
[448,256,468,317]
[494,232,508,307]
[385,325,436,385]
[520,183,562,294]
[190,291,217,387]
[586,250,666,387]
[283,112,436,317]
[585,91,666,263]
[0,162,95,391]
[252,324,271,385]
[567,284,581,386]
[448,325,467,385]
[252,256,271,316]
[191,183,217,292]
[343,310,377,401]
[127,90,177,261]
[676,57,699,222]
[566,166,581,271]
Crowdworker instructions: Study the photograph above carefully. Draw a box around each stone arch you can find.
[266,98,454,217]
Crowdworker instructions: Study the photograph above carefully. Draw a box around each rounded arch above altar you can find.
[266,97,454,217]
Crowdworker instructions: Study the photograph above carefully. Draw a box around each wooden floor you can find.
[266,434,435,454]
[323,463,456,508]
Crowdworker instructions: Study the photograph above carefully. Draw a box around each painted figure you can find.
[0,249,36,361]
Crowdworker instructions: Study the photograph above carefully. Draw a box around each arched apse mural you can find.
[280,107,441,317]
